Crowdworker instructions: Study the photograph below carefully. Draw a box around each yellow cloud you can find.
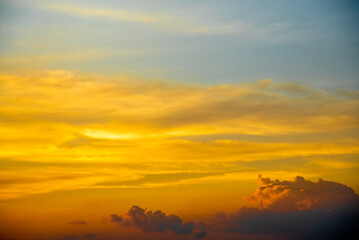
[0,70,358,201]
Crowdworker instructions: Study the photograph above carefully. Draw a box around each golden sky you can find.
[0,1,358,240]
[0,69,358,239]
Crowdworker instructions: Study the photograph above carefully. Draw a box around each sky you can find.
[0,1,358,240]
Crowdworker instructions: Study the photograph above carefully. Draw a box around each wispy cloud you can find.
[0,70,358,200]
[41,3,209,34]
[45,5,164,24]
[37,3,297,39]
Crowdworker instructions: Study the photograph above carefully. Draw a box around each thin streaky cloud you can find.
[44,4,165,24]
[37,3,296,39]
[41,3,209,34]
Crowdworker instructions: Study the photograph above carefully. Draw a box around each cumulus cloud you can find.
[111,205,195,235]
[110,214,123,223]
[248,175,359,211]
[69,220,87,225]
[208,176,359,239]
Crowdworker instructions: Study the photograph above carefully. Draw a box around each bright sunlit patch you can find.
[82,129,138,139]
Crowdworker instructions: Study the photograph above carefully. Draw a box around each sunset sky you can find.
[0,1,358,240]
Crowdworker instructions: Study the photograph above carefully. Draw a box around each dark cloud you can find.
[210,206,359,239]
[208,176,359,240]
[110,213,132,227]
[69,220,87,225]
[110,214,123,223]
[111,205,194,235]
[195,230,207,239]
[195,221,209,230]
[107,176,359,239]
[128,205,194,235]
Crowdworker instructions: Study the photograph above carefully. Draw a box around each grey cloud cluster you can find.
[248,175,359,211]
[110,214,123,223]
[111,205,199,236]
[107,176,359,239]
[209,176,359,239]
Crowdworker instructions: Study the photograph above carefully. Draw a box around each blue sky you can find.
[0,0,358,88]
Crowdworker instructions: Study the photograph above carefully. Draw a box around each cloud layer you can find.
[0,71,358,201]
